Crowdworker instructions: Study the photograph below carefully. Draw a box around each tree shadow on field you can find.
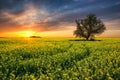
[68,39,101,42]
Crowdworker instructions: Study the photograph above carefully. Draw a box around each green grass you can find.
[0,38,120,80]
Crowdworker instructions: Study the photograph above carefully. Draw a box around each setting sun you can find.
[18,31,35,37]
[25,32,33,37]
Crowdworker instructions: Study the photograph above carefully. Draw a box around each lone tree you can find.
[74,14,106,40]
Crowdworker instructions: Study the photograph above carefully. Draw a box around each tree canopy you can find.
[74,14,106,40]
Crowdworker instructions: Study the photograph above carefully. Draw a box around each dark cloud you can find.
[33,21,73,32]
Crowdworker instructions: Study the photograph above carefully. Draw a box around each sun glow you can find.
[26,32,32,37]
[18,31,35,37]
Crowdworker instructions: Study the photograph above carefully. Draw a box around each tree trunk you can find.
[86,32,90,40]
[86,37,89,40]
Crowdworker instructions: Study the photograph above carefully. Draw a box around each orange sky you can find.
[0,29,120,38]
